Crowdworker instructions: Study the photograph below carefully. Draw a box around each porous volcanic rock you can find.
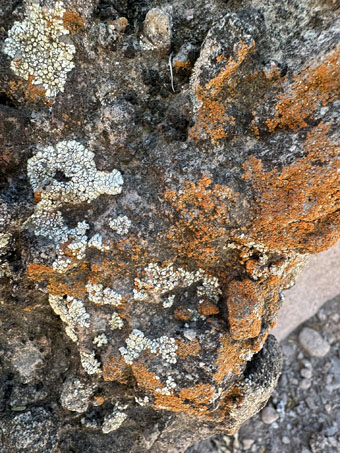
[0,0,339,451]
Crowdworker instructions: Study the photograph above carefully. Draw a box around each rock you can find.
[300,368,312,379]
[282,436,290,444]
[298,327,330,357]
[299,378,312,390]
[142,7,172,53]
[0,0,339,451]
[261,406,279,424]
[242,438,255,450]
[60,377,96,413]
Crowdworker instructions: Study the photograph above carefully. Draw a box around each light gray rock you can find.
[261,406,279,424]
[298,327,330,357]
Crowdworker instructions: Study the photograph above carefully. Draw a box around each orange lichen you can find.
[164,177,237,269]
[198,300,220,317]
[226,279,264,340]
[154,384,216,416]
[173,60,191,71]
[92,396,106,406]
[213,333,244,384]
[243,122,340,252]
[27,263,54,281]
[63,10,85,34]
[190,41,255,144]
[173,307,192,321]
[102,355,130,384]
[175,338,201,358]
[266,45,340,132]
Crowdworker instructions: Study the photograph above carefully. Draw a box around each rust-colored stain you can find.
[243,122,340,252]
[190,41,255,144]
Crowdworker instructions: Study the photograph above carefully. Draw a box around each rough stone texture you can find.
[0,0,339,451]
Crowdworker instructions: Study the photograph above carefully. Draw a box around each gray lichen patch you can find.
[3,1,76,98]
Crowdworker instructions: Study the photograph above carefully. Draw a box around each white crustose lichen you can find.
[109,312,124,330]
[27,140,123,207]
[3,1,76,98]
[119,329,178,365]
[86,282,122,307]
[102,404,128,434]
[109,215,131,235]
[93,333,108,348]
[134,263,221,305]
[80,351,102,375]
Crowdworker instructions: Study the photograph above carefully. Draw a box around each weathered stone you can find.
[0,0,339,451]
[261,406,280,425]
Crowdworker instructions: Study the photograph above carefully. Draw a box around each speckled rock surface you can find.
[0,0,339,451]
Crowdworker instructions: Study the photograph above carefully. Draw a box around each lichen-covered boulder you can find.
[0,0,339,451]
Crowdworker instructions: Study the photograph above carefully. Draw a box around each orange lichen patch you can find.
[23,304,42,312]
[243,122,340,253]
[198,300,220,317]
[174,307,192,321]
[26,74,46,100]
[47,278,87,299]
[173,60,191,71]
[92,396,106,406]
[213,333,244,384]
[164,178,237,269]
[112,17,129,33]
[154,384,216,416]
[131,362,161,393]
[33,191,42,204]
[27,263,54,282]
[266,45,340,132]
[175,338,201,358]
[190,41,255,144]
[102,355,130,384]
[226,279,264,341]
[63,10,85,34]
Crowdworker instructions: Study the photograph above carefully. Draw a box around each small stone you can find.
[261,406,279,424]
[242,439,254,450]
[282,436,290,444]
[318,309,327,321]
[306,396,317,410]
[299,378,312,390]
[143,7,172,53]
[298,327,330,357]
[300,368,312,379]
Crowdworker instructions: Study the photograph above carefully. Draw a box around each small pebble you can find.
[324,404,332,413]
[318,309,327,321]
[325,375,333,385]
[306,396,317,410]
[298,327,330,357]
[300,368,312,379]
[261,406,279,424]
[299,378,312,390]
[282,436,290,444]
[242,439,254,450]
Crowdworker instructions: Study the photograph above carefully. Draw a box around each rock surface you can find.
[0,0,339,451]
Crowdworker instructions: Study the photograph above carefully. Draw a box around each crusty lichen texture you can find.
[3,1,77,98]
